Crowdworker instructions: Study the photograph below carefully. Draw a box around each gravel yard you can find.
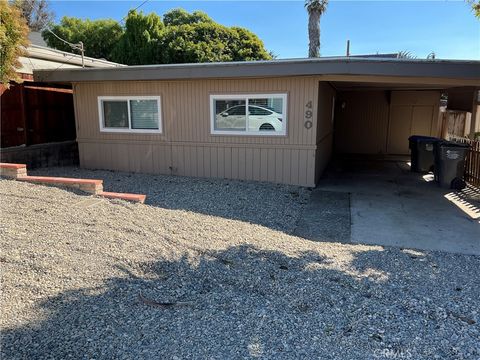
[29,166,311,233]
[1,170,479,359]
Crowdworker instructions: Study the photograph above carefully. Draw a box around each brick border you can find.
[98,191,146,204]
[1,163,146,203]
[17,176,103,194]
[0,163,27,179]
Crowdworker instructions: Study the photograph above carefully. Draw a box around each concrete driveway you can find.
[297,159,479,255]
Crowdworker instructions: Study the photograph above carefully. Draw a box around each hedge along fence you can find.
[448,135,480,188]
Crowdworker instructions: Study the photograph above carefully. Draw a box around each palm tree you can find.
[305,0,328,58]
[466,0,480,18]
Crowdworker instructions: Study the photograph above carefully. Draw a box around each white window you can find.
[98,96,162,133]
[210,94,287,136]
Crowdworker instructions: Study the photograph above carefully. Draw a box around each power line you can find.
[26,53,36,71]
[25,0,37,13]
[53,54,78,71]
[120,0,150,23]
[22,0,84,60]
[39,24,85,67]
[21,0,54,36]
[42,25,83,50]
[22,0,151,68]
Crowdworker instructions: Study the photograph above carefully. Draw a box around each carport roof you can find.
[33,56,480,85]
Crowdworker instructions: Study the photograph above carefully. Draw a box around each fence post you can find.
[19,84,28,146]
[469,89,479,140]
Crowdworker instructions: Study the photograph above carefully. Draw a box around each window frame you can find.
[210,93,288,136]
[98,96,162,134]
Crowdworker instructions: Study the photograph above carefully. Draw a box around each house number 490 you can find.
[304,101,313,129]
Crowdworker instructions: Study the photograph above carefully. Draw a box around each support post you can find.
[469,88,479,140]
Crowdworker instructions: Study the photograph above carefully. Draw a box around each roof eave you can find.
[33,58,480,84]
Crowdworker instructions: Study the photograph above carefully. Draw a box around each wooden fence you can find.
[1,83,76,148]
[440,110,471,139]
[448,135,480,188]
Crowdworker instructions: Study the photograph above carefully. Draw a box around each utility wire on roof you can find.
[39,24,85,67]
[41,26,82,51]
[26,52,36,71]
[53,54,78,71]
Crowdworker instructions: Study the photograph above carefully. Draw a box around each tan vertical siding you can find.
[334,91,390,154]
[333,90,440,155]
[315,82,336,183]
[315,135,333,183]
[387,91,441,154]
[74,76,321,186]
[76,77,319,145]
[387,105,412,154]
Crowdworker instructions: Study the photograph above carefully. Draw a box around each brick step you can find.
[0,163,27,179]
[17,175,103,194]
[98,191,146,204]
[1,162,147,203]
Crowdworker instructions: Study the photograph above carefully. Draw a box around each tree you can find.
[0,1,29,87]
[43,8,272,64]
[11,0,54,31]
[397,50,416,59]
[110,10,163,65]
[42,17,123,59]
[111,9,271,65]
[157,21,271,64]
[163,8,213,26]
[466,0,480,18]
[157,9,271,64]
[230,27,272,61]
[305,0,328,58]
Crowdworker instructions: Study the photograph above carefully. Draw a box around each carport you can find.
[300,71,480,255]
[327,81,479,157]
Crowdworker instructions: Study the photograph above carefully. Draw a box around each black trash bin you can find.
[408,135,440,172]
[433,141,470,189]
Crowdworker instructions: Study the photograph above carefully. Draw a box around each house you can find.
[1,33,123,167]
[33,57,480,186]
[17,32,124,80]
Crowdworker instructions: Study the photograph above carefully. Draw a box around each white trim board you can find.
[98,96,162,134]
[209,93,288,136]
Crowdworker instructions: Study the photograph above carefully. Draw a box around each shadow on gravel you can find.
[2,244,479,360]
[29,167,311,234]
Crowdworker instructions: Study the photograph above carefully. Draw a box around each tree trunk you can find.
[308,10,321,57]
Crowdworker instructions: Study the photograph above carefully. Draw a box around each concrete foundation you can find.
[0,141,79,169]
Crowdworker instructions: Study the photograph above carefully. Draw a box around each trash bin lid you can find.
[408,135,440,142]
[436,141,470,149]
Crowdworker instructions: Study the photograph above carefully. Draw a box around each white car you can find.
[216,105,283,131]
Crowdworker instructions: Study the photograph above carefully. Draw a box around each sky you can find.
[48,0,480,60]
